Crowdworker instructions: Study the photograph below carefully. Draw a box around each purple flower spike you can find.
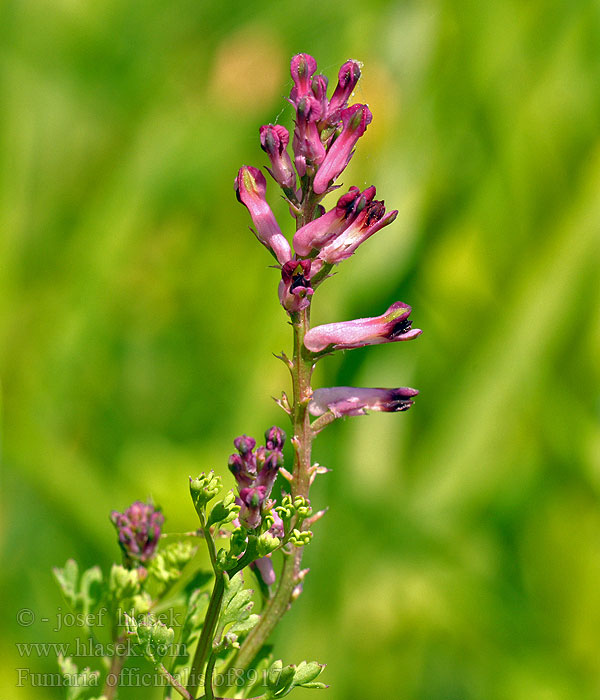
[260,125,296,191]
[293,185,375,256]
[317,196,397,264]
[235,166,292,265]
[309,386,419,417]
[313,104,372,194]
[304,302,422,352]
[290,53,318,104]
[110,501,164,567]
[278,259,315,313]
[327,60,362,121]
[239,485,267,530]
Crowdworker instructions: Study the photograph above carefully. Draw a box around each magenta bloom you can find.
[313,104,372,194]
[110,501,164,567]
[309,386,418,417]
[304,302,421,352]
[292,95,326,177]
[327,60,362,121]
[317,196,397,264]
[235,166,292,265]
[278,259,315,313]
[293,185,375,256]
[289,53,318,105]
[238,485,268,529]
[260,125,296,191]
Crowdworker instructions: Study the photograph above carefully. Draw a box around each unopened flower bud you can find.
[327,60,361,120]
[313,104,372,194]
[260,124,296,190]
[110,501,164,567]
[265,425,287,451]
[290,53,318,104]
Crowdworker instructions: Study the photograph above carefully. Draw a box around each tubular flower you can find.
[293,185,375,256]
[259,125,296,191]
[235,166,292,265]
[110,501,164,567]
[309,386,418,417]
[304,302,421,352]
[289,53,318,105]
[278,259,315,313]
[292,95,326,177]
[317,196,397,264]
[313,104,372,194]
[327,60,362,121]
[238,485,267,530]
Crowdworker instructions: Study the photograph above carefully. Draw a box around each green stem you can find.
[186,515,225,697]
[204,652,218,700]
[233,306,315,671]
[158,663,195,700]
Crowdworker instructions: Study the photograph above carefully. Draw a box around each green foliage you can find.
[53,560,103,618]
[264,659,327,698]
[125,614,175,665]
[190,471,222,515]
[214,572,259,651]
[148,540,198,588]
[207,491,241,528]
[57,655,102,700]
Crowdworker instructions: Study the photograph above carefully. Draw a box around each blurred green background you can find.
[2,0,600,698]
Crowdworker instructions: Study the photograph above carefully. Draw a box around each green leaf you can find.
[53,560,104,619]
[214,572,259,651]
[148,540,197,589]
[125,613,174,665]
[207,490,240,527]
[57,655,101,700]
[263,659,327,698]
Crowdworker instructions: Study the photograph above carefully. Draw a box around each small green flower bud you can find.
[109,564,140,600]
[207,490,240,527]
[189,471,222,516]
[257,531,281,557]
[288,529,313,548]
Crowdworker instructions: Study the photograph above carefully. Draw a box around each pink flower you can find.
[327,60,361,121]
[235,166,292,265]
[304,302,421,352]
[289,53,318,105]
[260,125,296,191]
[278,259,315,313]
[313,104,372,194]
[293,185,375,256]
[292,95,326,177]
[309,386,419,417]
[317,195,397,264]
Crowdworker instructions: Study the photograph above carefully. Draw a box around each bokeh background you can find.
[2,0,600,698]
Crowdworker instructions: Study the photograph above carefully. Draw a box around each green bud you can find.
[207,490,240,527]
[109,564,140,600]
[257,531,280,557]
[293,496,313,520]
[190,471,222,516]
[288,529,313,548]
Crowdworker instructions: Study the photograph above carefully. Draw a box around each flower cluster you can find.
[236,53,421,419]
[228,426,286,530]
[110,501,164,568]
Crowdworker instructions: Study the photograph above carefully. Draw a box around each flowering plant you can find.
[52,52,420,700]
